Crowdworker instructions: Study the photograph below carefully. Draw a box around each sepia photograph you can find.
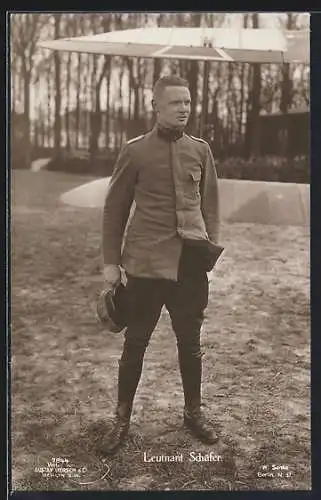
[10,11,310,492]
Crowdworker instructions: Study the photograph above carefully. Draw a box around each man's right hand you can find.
[103,264,121,289]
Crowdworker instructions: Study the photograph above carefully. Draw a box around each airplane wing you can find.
[38,27,309,64]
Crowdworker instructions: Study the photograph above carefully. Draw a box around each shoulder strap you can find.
[189,135,208,145]
[126,134,145,145]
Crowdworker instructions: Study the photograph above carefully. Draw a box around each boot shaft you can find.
[116,401,133,421]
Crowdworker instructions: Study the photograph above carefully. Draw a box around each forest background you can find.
[10,12,310,182]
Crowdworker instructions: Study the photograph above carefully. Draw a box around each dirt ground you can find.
[10,169,311,492]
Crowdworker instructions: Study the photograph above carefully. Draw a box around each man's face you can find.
[154,85,191,129]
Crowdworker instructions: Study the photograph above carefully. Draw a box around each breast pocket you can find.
[184,168,202,200]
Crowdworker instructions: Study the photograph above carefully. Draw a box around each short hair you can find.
[153,75,189,102]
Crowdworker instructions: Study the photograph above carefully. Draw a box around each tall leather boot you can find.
[101,359,143,455]
[101,400,132,455]
[179,350,219,444]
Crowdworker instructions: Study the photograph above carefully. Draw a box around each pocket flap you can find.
[189,170,202,182]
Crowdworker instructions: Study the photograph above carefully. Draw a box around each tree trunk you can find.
[127,56,146,137]
[250,65,262,157]
[244,13,261,158]
[244,66,253,159]
[22,62,31,168]
[211,88,220,155]
[65,51,72,151]
[280,12,295,115]
[199,61,210,138]
[127,57,134,122]
[239,63,245,145]
[40,105,45,149]
[186,13,202,135]
[11,58,16,114]
[33,81,41,149]
[140,59,146,119]
[186,60,199,135]
[54,14,62,160]
[226,62,234,153]
[249,13,261,157]
[19,58,24,113]
[75,54,81,149]
[89,53,98,159]
[90,91,101,160]
[279,12,295,156]
[90,56,108,161]
[128,84,132,122]
[83,54,91,149]
[73,16,81,149]
[46,58,52,148]
[239,14,248,151]
[133,59,140,122]
[133,84,140,122]
[153,58,162,86]
[118,63,124,148]
[101,14,112,150]
[176,13,188,78]
[105,56,111,149]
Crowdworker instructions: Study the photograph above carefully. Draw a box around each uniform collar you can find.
[156,123,185,142]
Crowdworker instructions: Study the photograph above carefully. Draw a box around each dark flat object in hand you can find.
[183,239,224,271]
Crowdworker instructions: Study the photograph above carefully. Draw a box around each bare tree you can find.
[117,61,125,149]
[63,14,73,151]
[89,55,109,159]
[243,13,262,157]
[279,13,297,155]
[87,14,109,160]
[153,13,165,85]
[74,16,82,149]
[53,13,62,160]
[46,53,53,148]
[104,55,112,149]
[11,13,48,166]
[11,45,18,115]
[280,13,297,114]
[187,13,202,135]
[10,12,309,163]
[238,14,249,147]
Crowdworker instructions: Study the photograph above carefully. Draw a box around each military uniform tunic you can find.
[102,125,220,282]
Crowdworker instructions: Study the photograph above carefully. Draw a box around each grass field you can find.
[11,169,311,492]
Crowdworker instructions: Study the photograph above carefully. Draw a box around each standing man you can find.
[101,75,223,455]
